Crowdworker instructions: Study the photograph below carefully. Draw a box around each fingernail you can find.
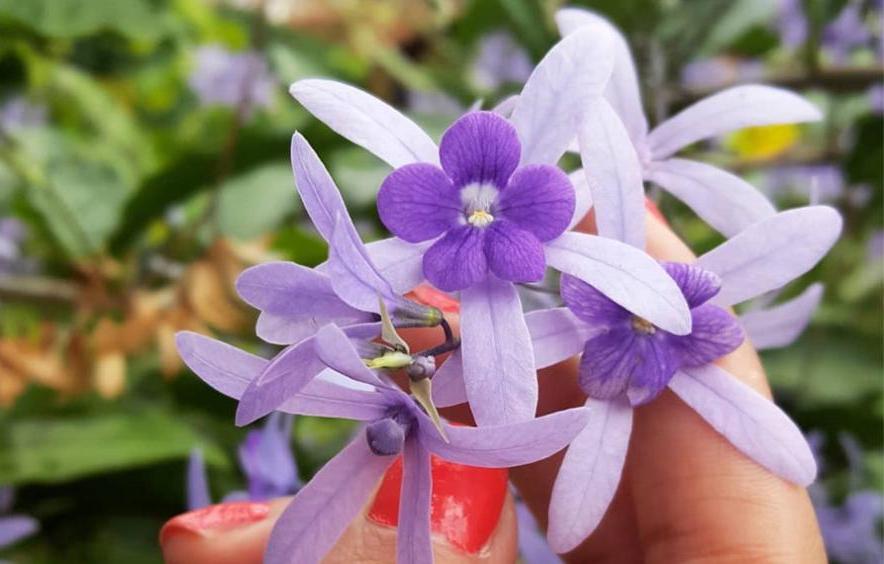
[409,284,460,314]
[159,502,271,544]
[644,198,669,226]
[368,455,508,554]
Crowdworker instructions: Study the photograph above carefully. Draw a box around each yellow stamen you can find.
[468,209,494,227]
[631,316,656,335]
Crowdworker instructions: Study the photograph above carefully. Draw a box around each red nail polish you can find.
[644,198,668,225]
[159,502,270,543]
[409,284,460,314]
[368,455,508,554]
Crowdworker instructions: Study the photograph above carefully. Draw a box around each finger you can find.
[160,460,517,564]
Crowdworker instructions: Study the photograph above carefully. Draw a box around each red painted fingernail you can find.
[409,284,460,314]
[644,198,668,225]
[159,502,271,544]
[368,455,508,554]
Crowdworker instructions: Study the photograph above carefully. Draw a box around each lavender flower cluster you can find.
[176,7,843,563]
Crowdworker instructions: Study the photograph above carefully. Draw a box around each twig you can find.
[0,275,79,303]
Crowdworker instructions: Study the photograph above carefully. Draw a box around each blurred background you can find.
[0,0,880,562]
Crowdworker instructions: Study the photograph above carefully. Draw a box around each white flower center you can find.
[460,182,499,228]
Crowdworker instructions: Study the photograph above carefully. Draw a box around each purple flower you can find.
[560,262,744,405]
[761,164,846,204]
[516,497,562,563]
[470,31,534,91]
[777,0,809,48]
[739,283,824,350]
[187,413,301,509]
[680,57,766,91]
[0,96,46,134]
[869,84,884,114]
[289,29,695,425]
[868,230,884,262]
[557,8,821,239]
[177,323,591,564]
[188,45,275,113]
[377,111,575,291]
[0,487,38,552]
[822,0,872,63]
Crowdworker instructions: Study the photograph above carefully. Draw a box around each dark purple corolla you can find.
[560,262,743,405]
[177,323,591,564]
[289,29,695,426]
[187,413,301,509]
[0,487,37,554]
[378,111,574,291]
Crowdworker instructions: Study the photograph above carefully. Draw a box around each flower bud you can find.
[366,417,407,456]
[405,355,436,381]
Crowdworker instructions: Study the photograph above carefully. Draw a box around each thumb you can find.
[160,458,518,564]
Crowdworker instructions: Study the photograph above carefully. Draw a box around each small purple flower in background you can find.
[557,8,821,239]
[516,497,562,564]
[470,31,534,91]
[0,487,38,554]
[869,84,884,114]
[0,218,34,275]
[777,0,809,48]
[0,96,46,134]
[761,164,846,203]
[178,323,591,564]
[188,45,275,113]
[867,230,884,262]
[822,0,871,63]
[680,57,766,91]
[187,412,301,509]
[290,29,695,426]
[808,432,884,564]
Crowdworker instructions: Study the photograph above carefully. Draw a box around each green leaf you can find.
[217,162,299,240]
[0,409,227,485]
[329,147,389,208]
[698,0,777,55]
[0,0,166,41]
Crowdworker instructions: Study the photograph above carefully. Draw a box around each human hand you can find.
[160,206,826,563]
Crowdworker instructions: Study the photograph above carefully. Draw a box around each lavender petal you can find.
[697,206,842,306]
[511,28,614,166]
[0,515,38,548]
[187,448,212,510]
[364,237,429,295]
[645,158,777,238]
[526,307,600,369]
[567,169,594,230]
[741,283,823,350]
[430,349,468,408]
[547,398,632,553]
[312,323,386,389]
[460,276,537,425]
[577,97,645,248]
[669,366,817,486]
[326,214,398,312]
[279,373,390,421]
[265,433,395,564]
[289,79,439,168]
[176,331,264,399]
[397,438,433,564]
[546,232,692,335]
[647,85,821,159]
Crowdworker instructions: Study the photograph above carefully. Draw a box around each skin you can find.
[161,211,826,563]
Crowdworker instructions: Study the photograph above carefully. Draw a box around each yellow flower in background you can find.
[725,123,800,160]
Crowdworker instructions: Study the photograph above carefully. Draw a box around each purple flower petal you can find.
[484,220,546,283]
[740,283,823,350]
[289,79,439,168]
[236,261,371,328]
[280,373,390,421]
[697,206,842,306]
[255,311,322,346]
[526,307,600,369]
[290,132,362,246]
[668,366,817,486]
[548,398,632,553]
[560,274,630,326]
[673,304,744,368]
[312,323,386,389]
[661,262,722,308]
[645,158,777,238]
[516,500,562,563]
[397,438,433,564]
[460,276,537,425]
[511,28,614,165]
[555,8,648,145]
[265,433,395,564]
[497,164,575,242]
[567,169,594,230]
[430,349,468,408]
[647,85,822,160]
[423,225,488,292]
[577,97,645,248]
[420,406,592,466]
[545,232,692,335]
[0,515,38,548]
[325,214,398,312]
[364,237,429,295]
[439,111,520,188]
[235,323,380,425]
[240,413,299,500]
[176,331,264,399]
[377,163,460,243]
[187,448,212,510]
